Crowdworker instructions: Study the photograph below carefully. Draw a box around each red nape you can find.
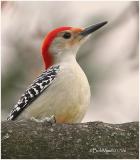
[41,26,72,69]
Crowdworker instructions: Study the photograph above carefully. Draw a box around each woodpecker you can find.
[7,21,107,123]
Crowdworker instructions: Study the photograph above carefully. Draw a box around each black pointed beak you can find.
[80,21,108,37]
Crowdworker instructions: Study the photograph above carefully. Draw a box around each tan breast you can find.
[19,62,91,123]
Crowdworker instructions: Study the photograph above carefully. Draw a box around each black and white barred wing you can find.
[7,65,60,120]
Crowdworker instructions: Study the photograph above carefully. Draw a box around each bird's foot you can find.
[30,115,56,125]
[41,115,56,124]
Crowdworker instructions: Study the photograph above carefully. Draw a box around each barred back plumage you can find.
[7,65,60,120]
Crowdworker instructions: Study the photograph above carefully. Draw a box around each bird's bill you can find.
[80,21,108,37]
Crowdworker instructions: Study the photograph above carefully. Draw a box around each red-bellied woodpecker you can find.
[7,21,107,123]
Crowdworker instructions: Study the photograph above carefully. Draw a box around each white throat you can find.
[53,49,78,65]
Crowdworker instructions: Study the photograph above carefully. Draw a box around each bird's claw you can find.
[41,115,56,124]
[30,115,56,125]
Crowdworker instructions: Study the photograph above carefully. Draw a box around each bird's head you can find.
[42,21,107,69]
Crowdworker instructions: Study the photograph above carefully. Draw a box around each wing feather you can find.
[7,65,60,120]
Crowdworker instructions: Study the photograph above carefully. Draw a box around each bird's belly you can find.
[20,66,91,123]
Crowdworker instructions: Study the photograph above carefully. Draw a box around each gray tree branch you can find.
[2,120,139,159]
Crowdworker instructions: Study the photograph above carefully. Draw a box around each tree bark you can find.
[1,120,139,159]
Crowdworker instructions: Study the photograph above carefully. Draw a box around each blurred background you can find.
[1,1,139,123]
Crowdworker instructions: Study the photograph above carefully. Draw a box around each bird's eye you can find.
[63,32,71,39]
